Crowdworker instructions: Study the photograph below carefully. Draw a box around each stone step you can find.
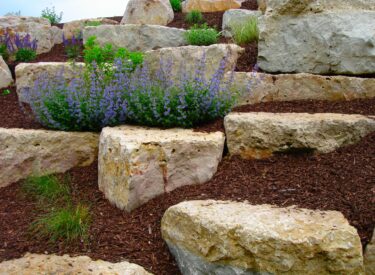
[162,200,364,274]
[98,126,225,212]
[224,112,375,159]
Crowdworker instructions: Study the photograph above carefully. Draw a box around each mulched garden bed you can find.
[1,130,374,274]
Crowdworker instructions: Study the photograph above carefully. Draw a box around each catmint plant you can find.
[12,33,38,61]
[63,34,82,59]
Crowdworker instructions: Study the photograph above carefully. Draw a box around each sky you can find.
[1,0,129,22]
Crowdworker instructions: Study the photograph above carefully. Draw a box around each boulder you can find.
[224,112,375,159]
[50,26,63,45]
[63,18,118,39]
[0,55,12,88]
[228,72,375,106]
[15,62,85,103]
[182,0,242,13]
[83,24,187,52]
[144,44,244,80]
[121,0,174,26]
[162,200,364,274]
[0,128,98,188]
[258,11,375,75]
[365,230,375,275]
[222,9,262,38]
[0,253,152,274]
[0,16,54,54]
[98,126,225,212]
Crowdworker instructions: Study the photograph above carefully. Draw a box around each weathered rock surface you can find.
[162,200,364,274]
[224,112,375,159]
[182,0,242,13]
[63,18,118,39]
[0,16,55,54]
[0,55,12,88]
[83,25,187,52]
[0,253,152,274]
[15,62,85,103]
[0,128,98,188]
[228,72,375,105]
[121,0,174,26]
[222,9,262,38]
[99,126,225,212]
[50,25,63,45]
[144,44,244,80]
[365,230,375,275]
[258,11,375,75]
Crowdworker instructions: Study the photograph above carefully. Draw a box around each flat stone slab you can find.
[224,112,375,159]
[0,128,98,188]
[98,126,225,212]
[162,200,364,274]
[0,253,152,274]
[63,18,118,39]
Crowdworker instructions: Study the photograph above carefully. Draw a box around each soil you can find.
[0,130,374,274]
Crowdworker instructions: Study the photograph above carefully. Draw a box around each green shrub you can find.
[84,21,102,27]
[170,0,182,12]
[15,48,37,62]
[231,17,259,45]
[41,6,63,24]
[184,24,219,46]
[0,44,9,61]
[185,10,204,24]
[30,204,91,244]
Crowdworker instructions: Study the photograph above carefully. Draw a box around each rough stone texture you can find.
[121,0,174,26]
[0,16,54,54]
[228,72,375,106]
[162,200,364,275]
[50,25,63,45]
[222,9,262,38]
[224,112,375,159]
[0,128,98,188]
[182,0,242,13]
[0,55,13,89]
[258,11,375,75]
[15,62,85,103]
[144,44,244,80]
[98,126,225,212]
[63,18,118,39]
[83,25,187,52]
[0,253,152,274]
[365,230,375,275]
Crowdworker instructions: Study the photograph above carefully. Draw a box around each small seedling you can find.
[1,89,11,95]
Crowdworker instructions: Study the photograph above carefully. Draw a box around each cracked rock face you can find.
[98,126,225,212]
[162,200,364,274]
[0,56,13,89]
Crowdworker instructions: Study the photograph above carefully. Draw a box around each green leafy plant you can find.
[84,21,102,27]
[30,204,91,244]
[170,0,182,12]
[184,24,219,46]
[15,48,37,62]
[41,6,63,24]
[185,10,204,24]
[0,44,9,61]
[1,89,11,96]
[231,17,259,45]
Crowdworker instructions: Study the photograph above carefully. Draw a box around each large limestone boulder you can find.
[0,128,98,188]
[63,18,118,39]
[224,112,375,159]
[99,126,225,212]
[365,230,375,275]
[0,16,55,54]
[182,0,243,13]
[162,200,364,274]
[144,44,244,80]
[222,9,262,38]
[258,11,375,75]
[83,25,187,52]
[228,72,375,105]
[0,253,152,274]
[121,0,174,26]
[0,55,12,88]
[15,62,85,103]
[50,25,63,45]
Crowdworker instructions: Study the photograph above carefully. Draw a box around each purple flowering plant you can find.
[0,31,12,60]
[1,32,38,62]
[28,54,237,131]
[63,33,82,59]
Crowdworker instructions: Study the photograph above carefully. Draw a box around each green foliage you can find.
[41,6,63,24]
[184,24,219,46]
[65,45,81,59]
[170,0,182,12]
[231,17,259,45]
[185,10,204,24]
[0,44,9,61]
[15,48,37,62]
[1,89,11,96]
[30,204,91,244]
[84,21,102,27]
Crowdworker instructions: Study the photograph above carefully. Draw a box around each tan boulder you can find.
[365,230,375,275]
[0,55,12,88]
[182,0,242,13]
[63,18,118,39]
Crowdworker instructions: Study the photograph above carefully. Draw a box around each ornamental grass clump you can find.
[28,54,237,131]
[170,0,182,12]
[231,17,259,45]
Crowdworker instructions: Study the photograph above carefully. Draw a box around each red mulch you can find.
[0,130,374,274]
